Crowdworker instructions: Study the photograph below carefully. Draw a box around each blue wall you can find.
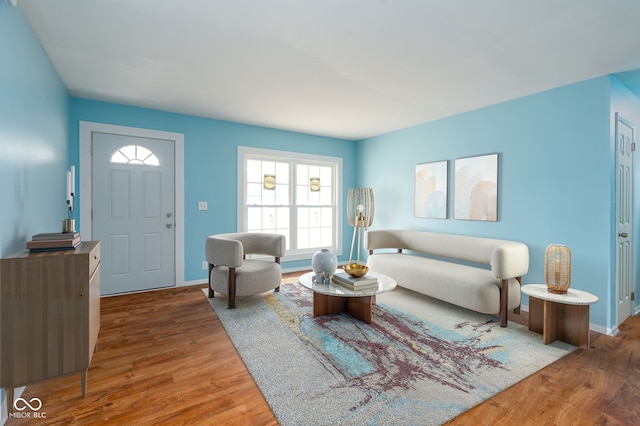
[0,4,70,256]
[69,99,357,281]
[0,3,70,418]
[356,77,632,331]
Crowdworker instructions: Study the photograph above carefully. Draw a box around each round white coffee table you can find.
[521,284,598,348]
[298,271,397,324]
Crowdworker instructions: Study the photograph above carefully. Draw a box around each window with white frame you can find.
[238,147,342,260]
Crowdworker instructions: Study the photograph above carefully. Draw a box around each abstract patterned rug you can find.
[203,282,574,425]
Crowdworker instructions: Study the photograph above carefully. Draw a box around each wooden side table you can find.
[1,241,101,409]
[521,284,598,349]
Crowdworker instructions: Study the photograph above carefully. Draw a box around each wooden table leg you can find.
[528,296,544,335]
[528,295,591,348]
[554,303,591,348]
[347,296,374,324]
[543,300,559,345]
[7,387,14,413]
[312,293,373,323]
[81,369,87,397]
[313,292,347,317]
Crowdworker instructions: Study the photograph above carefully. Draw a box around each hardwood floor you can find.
[6,276,639,425]
[6,285,277,426]
[447,314,640,426]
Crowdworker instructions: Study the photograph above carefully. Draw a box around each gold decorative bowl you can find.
[343,263,369,277]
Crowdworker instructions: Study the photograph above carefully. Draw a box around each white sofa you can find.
[365,229,529,327]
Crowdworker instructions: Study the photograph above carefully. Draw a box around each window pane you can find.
[111,151,128,164]
[276,162,289,184]
[261,185,275,205]
[247,183,262,205]
[320,227,333,247]
[144,155,159,166]
[319,188,332,205]
[319,166,331,185]
[262,207,276,231]
[310,207,321,227]
[276,207,289,229]
[137,145,152,160]
[296,185,308,205]
[320,167,332,204]
[298,207,309,228]
[247,160,262,182]
[247,207,262,231]
[297,229,309,250]
[275,183,289,205]
[308,228,321,248]
[262,161,275,175]
[296,164,308,185]
[120,145,136,159]
[321,207,333,227]
[308,165,320,181]
[308,190,321,206]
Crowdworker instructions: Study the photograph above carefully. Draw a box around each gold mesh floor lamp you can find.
[345,187,374,277]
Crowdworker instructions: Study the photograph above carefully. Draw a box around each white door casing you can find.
[79,122,185,293]
[615,113,634,325]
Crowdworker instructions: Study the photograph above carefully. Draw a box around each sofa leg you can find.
[513,276,522,314]
[275,286,280,292]
[500,279,508,327]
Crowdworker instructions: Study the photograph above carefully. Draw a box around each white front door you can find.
[616,113,635,325]
[92,132,176,295]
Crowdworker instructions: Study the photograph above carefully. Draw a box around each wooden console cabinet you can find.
[1,241,100,408]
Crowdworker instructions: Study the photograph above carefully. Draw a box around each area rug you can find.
[203,281,574,425]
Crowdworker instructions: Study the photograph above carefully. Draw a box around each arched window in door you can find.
[110,145,160,166]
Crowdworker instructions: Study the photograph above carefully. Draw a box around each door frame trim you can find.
[79,121,185,287]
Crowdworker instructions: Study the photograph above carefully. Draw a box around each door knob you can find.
[166,223,173,229]
[619,232,628,238]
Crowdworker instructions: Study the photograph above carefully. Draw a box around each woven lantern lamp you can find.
[544,244,571,294]
[345,187,374,277]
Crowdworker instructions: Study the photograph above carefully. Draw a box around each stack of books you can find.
[332,272,378,291]
[26,232,81,252]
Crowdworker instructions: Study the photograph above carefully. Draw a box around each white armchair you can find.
[205,233,286,308]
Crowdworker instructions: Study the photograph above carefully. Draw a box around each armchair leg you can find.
[228,267,236,309]
[274,257,281,293]
[208,263,214,298]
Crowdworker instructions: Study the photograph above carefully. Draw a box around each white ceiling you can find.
[18,0,640,140]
